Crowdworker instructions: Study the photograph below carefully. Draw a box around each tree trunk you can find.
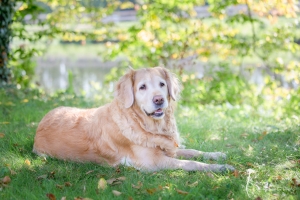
[0,0,15,86]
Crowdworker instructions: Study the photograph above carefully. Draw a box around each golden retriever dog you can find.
[33,67,234,172]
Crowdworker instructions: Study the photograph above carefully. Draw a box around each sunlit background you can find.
[1,0,300,117]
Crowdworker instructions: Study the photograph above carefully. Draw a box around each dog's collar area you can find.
[144,108,164,118]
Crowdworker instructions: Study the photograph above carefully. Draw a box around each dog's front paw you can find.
[164,149,177,157]
[157,136,178,152]
[203,152,227,160]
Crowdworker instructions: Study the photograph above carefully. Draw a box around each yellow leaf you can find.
[112,190,122,196]
[146,188,157,194]
[24,159,31,166]
[97,178,107,190]
[0,133,5,138]
[22,99,29,103]
[0,122,10,125]
[187,181,198,187]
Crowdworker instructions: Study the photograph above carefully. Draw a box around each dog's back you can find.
[33,106,107,163]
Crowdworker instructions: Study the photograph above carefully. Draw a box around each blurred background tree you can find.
[1,0,299,116]
[0,0,14,85]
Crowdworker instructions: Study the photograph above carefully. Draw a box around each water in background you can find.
[35,63,112,97]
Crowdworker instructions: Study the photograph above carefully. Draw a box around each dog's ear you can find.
[115,69,135,108]
[159,67,181,101]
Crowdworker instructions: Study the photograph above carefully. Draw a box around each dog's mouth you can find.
[144,108,164,118]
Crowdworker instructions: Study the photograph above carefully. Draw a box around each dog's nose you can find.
[153,95,164,105]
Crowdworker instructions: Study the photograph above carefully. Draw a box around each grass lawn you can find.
[0,89,299,199]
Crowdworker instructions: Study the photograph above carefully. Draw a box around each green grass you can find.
[0,89,299,199]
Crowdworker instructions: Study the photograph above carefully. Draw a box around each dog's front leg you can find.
[176,149,227,160]
[141,156,234,172]
[130,146,234,172]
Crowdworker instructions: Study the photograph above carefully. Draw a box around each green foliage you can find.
[2,0,300,117]
[100,0,300,116]
[181,63,249,107]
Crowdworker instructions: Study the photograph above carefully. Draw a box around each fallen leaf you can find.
[212,186,220,190]
[111,181,122,185]
[226,144,235,148]
[132,181,143,189]
[117,176,126,181]
[56,184,64,189]
[246,162,255,167]
[37,174,48,180]
[248,145,253,151]
[146,188,157,195]
[187,181,198,187]
[10,169,17,175]
[0,133,5,138]
[240,133,248,138]
[2,176,11,184]
[227,190,233,198]
[74,197,93,200]
[24,159,31,166]
[85,170,94,175]
[46,193,56,200]
[291,178,300,187]
[107,176,126,185]
[48,171,55,179]
[233,170,239,178]
[112,190,122,196]
[206,172,214,178]
[255,197,262,200]
[259,131,268,140]
[98,178,107,190]
[115,167,121,173]
[273,175,282,181]
[61,197,66,200]
[64,182,72,187]
[106,178,117,184]
[176,189,188,195]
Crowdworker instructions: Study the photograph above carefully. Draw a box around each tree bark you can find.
[0,0,15,85]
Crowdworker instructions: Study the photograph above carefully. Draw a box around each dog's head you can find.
[115,67,181,119]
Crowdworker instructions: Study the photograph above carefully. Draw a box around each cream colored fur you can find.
[33,67,234,172]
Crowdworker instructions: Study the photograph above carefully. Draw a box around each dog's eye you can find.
[139,84,146,90]
[160,82,165,87]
